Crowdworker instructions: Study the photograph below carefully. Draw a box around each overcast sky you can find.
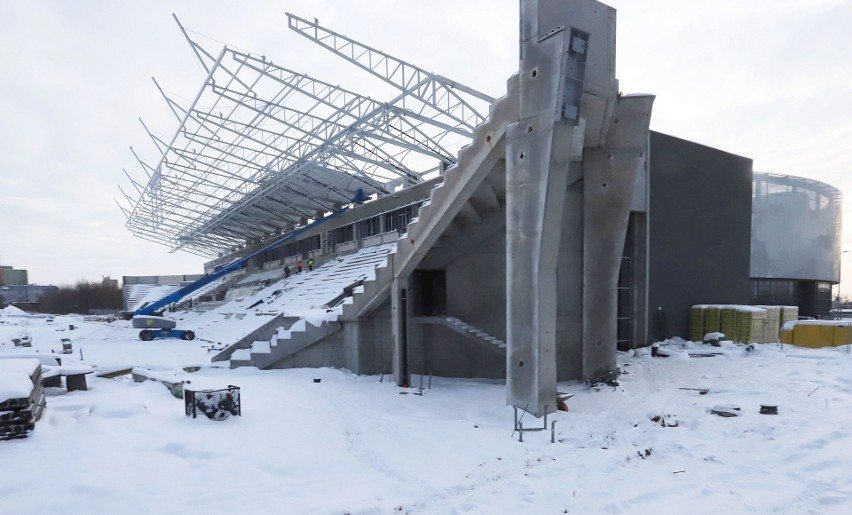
[1,0,850,291]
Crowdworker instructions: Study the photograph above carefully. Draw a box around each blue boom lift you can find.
[132,194,363,341]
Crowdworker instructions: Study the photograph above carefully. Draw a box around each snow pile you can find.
[0,358,40,402]
[0,304,27,316]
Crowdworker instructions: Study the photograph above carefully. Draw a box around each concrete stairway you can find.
[218,244,394,369]
[339,261,394,321]
[338,78,517,321]
[391,79,517,279]
[229,319,342,369]
[412,316,506,352]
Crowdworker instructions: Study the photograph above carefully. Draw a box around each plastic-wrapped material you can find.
[689,305,707,342]
[736,306,767,344]
[703,305,722,334]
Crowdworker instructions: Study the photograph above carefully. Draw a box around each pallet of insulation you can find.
[780,306,799,327]
[689,305,707,342]
[755,305,782,343]
[0,359,46,441]
[737,306,767,343]
[703,305,722,335]
[720,306,739,342]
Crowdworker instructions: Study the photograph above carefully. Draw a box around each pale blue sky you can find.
[1,0,850,290]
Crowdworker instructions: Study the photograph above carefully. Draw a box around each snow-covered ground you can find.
[3,309,852,514]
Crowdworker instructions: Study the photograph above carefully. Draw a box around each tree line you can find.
[37,280,123,314]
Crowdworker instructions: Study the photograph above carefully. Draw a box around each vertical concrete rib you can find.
[581,95,654,379]
[507,0,582,418]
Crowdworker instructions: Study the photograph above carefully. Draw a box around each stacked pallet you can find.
[736,306,767,343]
[689,305,707,342]
[703,305,722,335]
[755,305,782,343]
[720,306,740,343]
[0,359,46,440]
[692,304,797,343]
[780,306,799,327]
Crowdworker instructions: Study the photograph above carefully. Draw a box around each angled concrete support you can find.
[507,0,591,418]
[506,120,576,417]
[509,0,632,415]
[581,94,654,379]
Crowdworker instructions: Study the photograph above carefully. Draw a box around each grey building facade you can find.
[0,266,28,286]
[647,132,754,340]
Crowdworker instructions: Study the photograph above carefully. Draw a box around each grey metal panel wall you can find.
[648,132,753,342]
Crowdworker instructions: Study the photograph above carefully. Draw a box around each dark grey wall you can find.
[413,208,508,379]
[648,132,753,341]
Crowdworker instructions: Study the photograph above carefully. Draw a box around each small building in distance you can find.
[0,266,28,286]
[0,284,59,312]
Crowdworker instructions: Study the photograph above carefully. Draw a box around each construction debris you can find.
[132,367,187,399]
[710,404,741,417]
[0,359,46,440]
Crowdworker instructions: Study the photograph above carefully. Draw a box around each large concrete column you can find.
[581,94,654,379]
[506,0,588,418]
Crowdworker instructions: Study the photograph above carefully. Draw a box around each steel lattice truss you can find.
[119,14,495,257]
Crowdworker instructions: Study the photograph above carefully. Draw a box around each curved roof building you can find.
[751,172,842,317]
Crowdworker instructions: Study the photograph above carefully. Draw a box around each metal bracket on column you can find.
[514,405,549,442]
[560,28,589,124]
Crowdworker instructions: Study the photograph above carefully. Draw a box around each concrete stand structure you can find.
[123,0,816,421]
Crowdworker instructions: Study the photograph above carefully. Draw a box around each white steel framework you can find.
[119,14,493,257]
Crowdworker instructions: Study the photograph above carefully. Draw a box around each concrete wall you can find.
[123,275,204,286]
[408,325,506,380]
[555,180,585,380]
[648,131,753,341]
[444,218,507,341]
[414,208,508,378]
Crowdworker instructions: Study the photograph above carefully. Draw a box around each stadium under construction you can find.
[120,0,841,418]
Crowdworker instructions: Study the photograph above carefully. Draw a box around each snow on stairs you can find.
[226,245,394,369]
[339,260,394,321]
[229,319,342,369]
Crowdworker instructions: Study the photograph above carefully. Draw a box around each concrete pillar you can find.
[391,276,411,386]
[581,95,654,380]
[507,122,575,416]
[507,0,586,418]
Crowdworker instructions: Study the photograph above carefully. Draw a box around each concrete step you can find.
[247,319,341,369]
